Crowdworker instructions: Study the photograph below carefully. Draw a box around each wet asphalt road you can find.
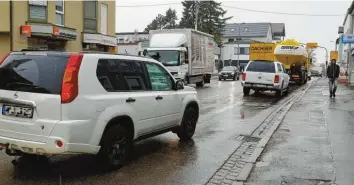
[0,79,298,185]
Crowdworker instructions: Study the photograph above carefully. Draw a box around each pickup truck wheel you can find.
[98,124,132,169]
[177,107,198,140]
[284,85,290,96]
[243,87,250,96]
[219,78,222,81]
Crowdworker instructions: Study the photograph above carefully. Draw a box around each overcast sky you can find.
[116,0,352,63]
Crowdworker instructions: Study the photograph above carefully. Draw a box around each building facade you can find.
[0,0,117,59]
[116,32,150,55]
[337,1,354,86]
[221,22,285,69]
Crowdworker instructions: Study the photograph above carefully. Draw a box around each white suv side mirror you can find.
[175,80,184,90]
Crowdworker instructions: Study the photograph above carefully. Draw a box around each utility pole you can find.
[237,23,245,68]
[194,0,199,30]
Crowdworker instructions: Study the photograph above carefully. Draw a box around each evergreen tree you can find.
[144,8,178,32]
[179,0,232,44]
[144,14,166,32]
[164,8,178,29]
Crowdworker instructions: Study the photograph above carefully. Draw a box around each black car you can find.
[311,70,322,77]
[219,66,240,81]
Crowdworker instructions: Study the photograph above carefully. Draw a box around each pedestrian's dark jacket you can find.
[327,64,340,79]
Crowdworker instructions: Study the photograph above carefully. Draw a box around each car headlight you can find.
[231,72,234,75]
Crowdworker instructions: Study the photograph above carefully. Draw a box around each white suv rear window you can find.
[246,61,275,73]
[0,53,69,94]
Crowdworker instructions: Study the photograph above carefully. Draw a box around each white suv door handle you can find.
[155,95,163,100]
[126,97,136,103]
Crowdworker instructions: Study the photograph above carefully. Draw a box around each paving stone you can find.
[212,175,223,180]
[225,175,237,181]
[222,179,234,184]
[209,178,222,184]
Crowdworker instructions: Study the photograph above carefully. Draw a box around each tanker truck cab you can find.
[145,47,188,82]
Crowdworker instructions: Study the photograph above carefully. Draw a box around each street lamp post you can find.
[194,0,199,30]
[237,23,245,68]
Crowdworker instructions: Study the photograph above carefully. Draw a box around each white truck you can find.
[143,29,215,87]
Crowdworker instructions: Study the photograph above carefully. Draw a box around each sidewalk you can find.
[245,78,354,185]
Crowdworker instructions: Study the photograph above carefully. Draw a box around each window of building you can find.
[55,0,64,26]
[100,4,108,35]
[234,47,250,55]
[29,0,47,21]
[84,0,97,32]
[228,38,234,42]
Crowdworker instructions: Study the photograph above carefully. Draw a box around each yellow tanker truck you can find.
[273,39,310,85]
[249,40,311,85]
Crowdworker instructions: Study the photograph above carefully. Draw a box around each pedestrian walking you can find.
[326,59,340,98]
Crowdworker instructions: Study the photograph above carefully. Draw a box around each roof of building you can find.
[222,23,272,38]
[116,32,148,35]
[271,23,286,37]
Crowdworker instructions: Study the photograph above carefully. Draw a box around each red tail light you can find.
[61,53,83,104]
[0,53,10,65]
[242,72,246,81]
[274,75,279,83]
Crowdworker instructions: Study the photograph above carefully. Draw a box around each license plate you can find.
[2,105,34,118]
[256,84,266,88]
[224,75,228,77]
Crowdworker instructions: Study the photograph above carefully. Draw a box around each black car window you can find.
[246,61,275,73]
[96,59,148,92]
[0,54,69,94]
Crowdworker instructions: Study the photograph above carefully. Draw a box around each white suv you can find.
[241,61,290,97]
[0,51,199,168]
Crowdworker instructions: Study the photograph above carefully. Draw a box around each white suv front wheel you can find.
[177,107,198,140]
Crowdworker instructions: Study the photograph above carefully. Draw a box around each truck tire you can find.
[177,107,198,140]
[196,80,204,87]
[243,87,250,96]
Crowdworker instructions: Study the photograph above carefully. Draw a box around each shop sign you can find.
[30,24,52,35]
[341,34,354,44]
[58,28,77,40]
[20,25,32,36]
[53,26,60,36]
[83,34,117,47]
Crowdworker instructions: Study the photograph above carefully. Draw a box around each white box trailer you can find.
[144,29,215,87]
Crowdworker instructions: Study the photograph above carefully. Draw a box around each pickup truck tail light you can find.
[274,75,280,83]
[242,72,246,81]
[61,53,83,104]
[0,53,10,65]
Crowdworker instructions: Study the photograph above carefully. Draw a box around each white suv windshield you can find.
[246,61,275,73]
